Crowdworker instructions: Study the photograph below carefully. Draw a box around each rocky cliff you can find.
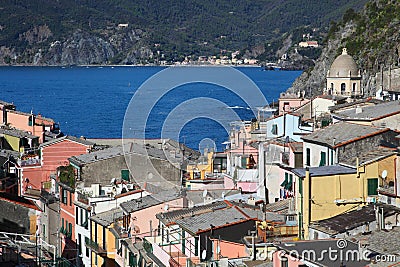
[288,0,400,97]
[0,26,153,66]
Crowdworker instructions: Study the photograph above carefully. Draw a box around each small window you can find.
[61,188,68,204]
[306,148,311,166]
[86,244,89,257]
[319,152,326,166]
[271,124,278,135]
[341,83,346,94]
[76,207,79,224]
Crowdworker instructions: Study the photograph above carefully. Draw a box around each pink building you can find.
[278,142,303,199]
[278,92,310,116]
[0,100,59,143]
[19,136,94,196]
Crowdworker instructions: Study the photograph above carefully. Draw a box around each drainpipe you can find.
[299,176,304,240]
[375,205,380,231]
[264,149,269,204]
[394,158,397,197]
[303,167,311,239]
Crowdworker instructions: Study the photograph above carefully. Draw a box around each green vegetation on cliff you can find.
[0,0,367,65]
[290,0,400,96]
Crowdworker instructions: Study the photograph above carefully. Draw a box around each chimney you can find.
[355,106,363,114]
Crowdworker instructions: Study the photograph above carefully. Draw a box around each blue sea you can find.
[0,66,301,151]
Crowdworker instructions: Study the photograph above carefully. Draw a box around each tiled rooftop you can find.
[340,147,397,167]
[40,135,95,148]
[301,122,389,148]
[292,165,356,178]
[263,198,291,214]
[175,206,252,235]
[310,204,400,235]
[120,193,181,214]
[69,141,186,166]
[91,207,124,227]
[0,127,38,139]
[0,149,20,159]
[288,142,303,153]
[156,201,228,225]
[333,100,400,120]
[328,98,383,112]
[0,100,15,107]
[353,226,400,255]
[157,200,263,235]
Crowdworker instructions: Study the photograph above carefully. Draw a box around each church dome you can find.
[328,48,360,78]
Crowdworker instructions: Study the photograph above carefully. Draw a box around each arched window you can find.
[341,83,346,95]
[329,83,334,95]
[352,83,356,93]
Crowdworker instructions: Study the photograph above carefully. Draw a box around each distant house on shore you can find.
[298,41,319,48]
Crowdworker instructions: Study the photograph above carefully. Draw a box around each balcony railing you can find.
[85,237,107,256]
[18,155,40,166]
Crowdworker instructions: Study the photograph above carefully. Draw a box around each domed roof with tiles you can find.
[328,48,359,78]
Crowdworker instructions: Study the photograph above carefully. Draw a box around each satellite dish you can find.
[382,170,388,179]
[110,178,116,185]
[201,250,207,260]
[202,189,208,198]
[221,192,225,199]
[164,204,169,211]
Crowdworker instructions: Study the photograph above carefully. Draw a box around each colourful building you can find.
[292,148,397,239]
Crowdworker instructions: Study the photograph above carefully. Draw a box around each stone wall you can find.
[80,153,181,187]
[337,131,399,163]
[0,199,35,234]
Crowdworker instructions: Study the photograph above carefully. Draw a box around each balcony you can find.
[281,152,289,166]
[85,237,107,256]
[18,154,40,166]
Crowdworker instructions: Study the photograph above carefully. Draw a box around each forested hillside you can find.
[0,0,367,65]
[289,0,400,96]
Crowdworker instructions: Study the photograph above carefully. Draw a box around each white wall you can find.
[303,142,335,167]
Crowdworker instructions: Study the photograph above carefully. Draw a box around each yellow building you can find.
[0,128,39,152]
[88,208,123,267]
[292,148,396,239]
[186,151,227,180]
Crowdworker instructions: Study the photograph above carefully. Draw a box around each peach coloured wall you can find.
[21,167,43,194]
[224,176,235,189]
[236,181,258,193]
[20,139,91,194]
[41,139,90,172]
[278,99,310,115]
[7,111,44,142]
[130,198,184,238]
[272,250,304,267]
[212,239,247,259]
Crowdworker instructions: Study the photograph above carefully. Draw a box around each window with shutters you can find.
[367,178,379,196]
[306,148,311,166]
[319,151,326,166]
